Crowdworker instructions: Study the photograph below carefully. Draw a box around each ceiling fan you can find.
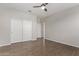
[33,3,48,12]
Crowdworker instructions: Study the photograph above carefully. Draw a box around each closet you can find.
[11,13,41,43]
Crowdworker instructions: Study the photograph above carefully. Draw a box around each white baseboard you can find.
[0,43,10,47]
[0,38,41,47]
[46,39,79,48]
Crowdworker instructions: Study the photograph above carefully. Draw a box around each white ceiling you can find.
[0,3,79,19]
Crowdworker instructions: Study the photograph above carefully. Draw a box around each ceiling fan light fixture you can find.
[41,6,45,10]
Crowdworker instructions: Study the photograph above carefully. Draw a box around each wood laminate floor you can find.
[0,39,79,56]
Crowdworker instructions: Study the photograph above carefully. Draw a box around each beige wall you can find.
[0,9,11,46]
[44,6,79,47]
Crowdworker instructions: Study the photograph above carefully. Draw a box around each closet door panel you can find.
[32,17,38,40]
[11,19,22,43]
[23,19,32,41]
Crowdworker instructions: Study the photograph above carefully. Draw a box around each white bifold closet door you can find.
[11,17,38,43]
[23,19,32,41]
[11,19,23,43]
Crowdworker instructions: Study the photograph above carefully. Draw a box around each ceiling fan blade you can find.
[33,6,41,8]
[41,3,48,6]
[44,8,47,12]
[45,3,48,5]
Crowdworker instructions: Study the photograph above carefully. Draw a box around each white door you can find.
[23,19,32,41]
[11,16,39,43]
[11,19,33,43]
[11,19,22,43]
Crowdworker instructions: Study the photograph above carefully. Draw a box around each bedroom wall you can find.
[44,6,79,47]
[0,9,11,46]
